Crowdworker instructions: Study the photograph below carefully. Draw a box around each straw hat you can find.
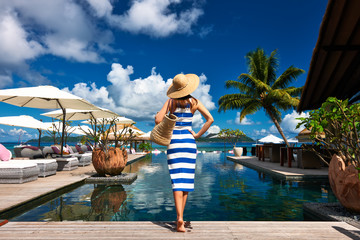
[167,74,200,98]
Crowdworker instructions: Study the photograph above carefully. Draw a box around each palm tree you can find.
[218,48,304,147]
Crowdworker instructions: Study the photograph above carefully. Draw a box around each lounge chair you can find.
[14,145,44,159]
[0,160,39,184]
[296,149,322,169]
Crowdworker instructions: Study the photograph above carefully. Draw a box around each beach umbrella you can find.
[41,107,119,121]
[0,85,99,155]
[258,134,283,143]
[82,116,135,125]
[0,115,49,146]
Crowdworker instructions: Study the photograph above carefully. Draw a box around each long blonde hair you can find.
[169,95,198,113]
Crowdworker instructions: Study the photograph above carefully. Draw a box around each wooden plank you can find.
[0,221,358,240]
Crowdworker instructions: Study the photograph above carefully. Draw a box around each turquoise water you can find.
[9,152,337,222]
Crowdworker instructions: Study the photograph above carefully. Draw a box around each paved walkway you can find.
[0,221,359,239]
[227,156,329,180]
[0,154,146,214]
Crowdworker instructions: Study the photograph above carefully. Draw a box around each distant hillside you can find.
[197,134,254,143]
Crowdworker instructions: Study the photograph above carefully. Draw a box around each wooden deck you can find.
[0,221,359,239]
[227,156,329,180]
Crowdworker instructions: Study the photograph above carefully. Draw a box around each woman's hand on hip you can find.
[188,129,198,139]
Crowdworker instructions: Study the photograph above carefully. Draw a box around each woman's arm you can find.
[155,99,171,124]
[189,100,214,139]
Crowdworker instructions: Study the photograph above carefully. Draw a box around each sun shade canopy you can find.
[42,107,119,121]
[297,0,360,112]
[0,85,99,110]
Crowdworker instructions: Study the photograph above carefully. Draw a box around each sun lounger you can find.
[31,159,58,177]
[55,156,79,171]
[0,160,39,184]
[70,153,92,167]
[13,145,44,159]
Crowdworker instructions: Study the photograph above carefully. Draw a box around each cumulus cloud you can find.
[0,127,34,140]
[280,110,309,134]
[234,113,256,125]
[89,0,204,37]
[253,128,269,137]
[207,125,220,134]
[66,64,216,126]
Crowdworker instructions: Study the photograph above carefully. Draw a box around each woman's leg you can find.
[173,191,186,232]
[182,191,188,213]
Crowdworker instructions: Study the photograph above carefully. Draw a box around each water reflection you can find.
[11,152,338,222]
[91,184,128,221]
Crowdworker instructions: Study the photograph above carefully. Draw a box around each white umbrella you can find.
[0,85,99,155]
[41,107,119,121]
[82,116,135,125]
[0,115,49,146]
[258,134,284,143]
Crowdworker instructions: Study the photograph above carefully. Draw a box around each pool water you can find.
[11,153,337,221]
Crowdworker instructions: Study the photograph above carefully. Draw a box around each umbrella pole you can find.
[56,101,66,157]
[38,129,42,147]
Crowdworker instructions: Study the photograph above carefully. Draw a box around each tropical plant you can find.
[80,117,137,176]
[296,97,360,167]
[218,128,245,148]
[138,142,152,152]
[218,48,304,147]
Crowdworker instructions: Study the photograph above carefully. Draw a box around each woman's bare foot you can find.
[176,219,186,232]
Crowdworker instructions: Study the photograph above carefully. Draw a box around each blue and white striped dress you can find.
[167,105,197,192]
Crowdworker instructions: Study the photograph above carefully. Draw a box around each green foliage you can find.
[218,128,245,147]
[218,48,304,147]
[138,142,152,152]
[296,97,360,167]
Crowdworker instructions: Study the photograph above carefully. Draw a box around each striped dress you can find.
[167,105,197,192]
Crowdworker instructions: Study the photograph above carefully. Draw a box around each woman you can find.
[155,73,214,232]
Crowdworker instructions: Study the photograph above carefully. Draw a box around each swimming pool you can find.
[10,153,337,221]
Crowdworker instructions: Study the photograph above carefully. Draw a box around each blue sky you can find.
[0,0,327,142]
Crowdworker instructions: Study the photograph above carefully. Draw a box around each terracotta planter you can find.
[328,154,360,213]
[234,147,243,157]
[92,147,128,176]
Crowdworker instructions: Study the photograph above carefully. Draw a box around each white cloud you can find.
[207,125,220,134]
[67,64,216,125]
[280,110,309,134]
[0,75,13,88]
[86,0,113,18]
[253,128,269,137]
[100,0,204,37]
[199,25,213,38]
[234,113,255,125]
[0,11,44,65]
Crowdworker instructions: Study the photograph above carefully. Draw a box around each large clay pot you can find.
[328,154,360,213]
[234,147,243,157]
[92,147,128,176]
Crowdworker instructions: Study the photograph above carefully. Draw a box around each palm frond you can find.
[239,100,262,121]
[284,86,303,97]
[272,66,305,89]
[265,49,279,86]
[238,73,271,93]
[225,80,253,93]
[218,94,255,112]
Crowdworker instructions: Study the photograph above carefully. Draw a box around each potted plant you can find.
[218,128,245,156]
[138,142,152,153]
[81,118,136,177]
[297,97,360,213]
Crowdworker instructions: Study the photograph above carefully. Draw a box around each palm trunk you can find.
[266,109,290,147]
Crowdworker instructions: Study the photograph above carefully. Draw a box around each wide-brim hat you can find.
[167,73,200,98]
